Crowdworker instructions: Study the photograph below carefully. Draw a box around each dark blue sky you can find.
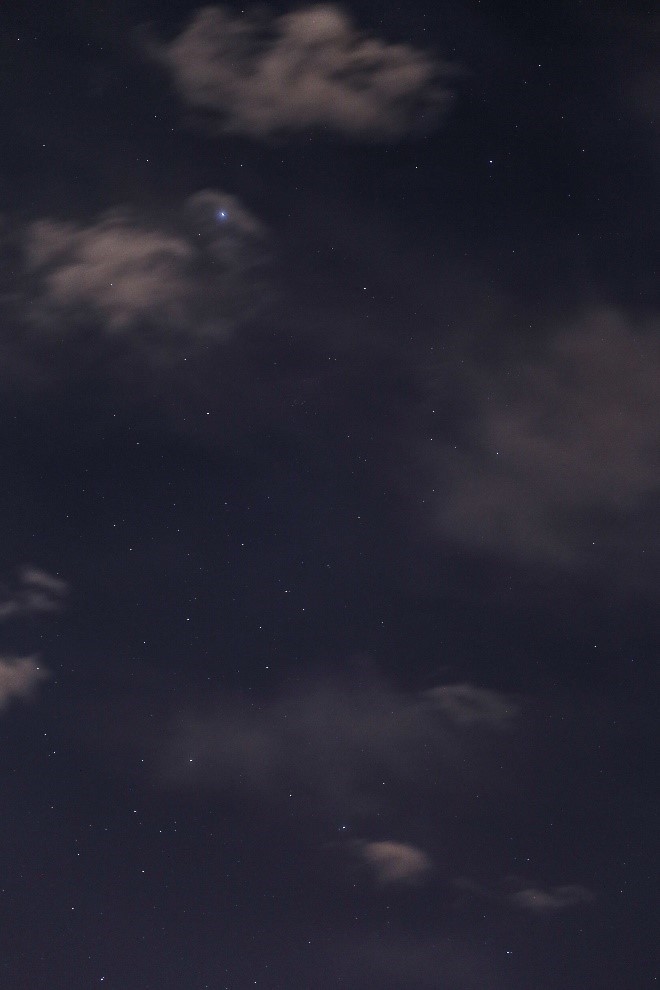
[0,2,657,987]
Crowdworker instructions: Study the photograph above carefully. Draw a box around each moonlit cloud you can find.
[0,566,69,621]
[508,884,595,913]
[431,308,660,576]
[427,683,517,727]
[18,190,268,356]
[358,840,433,885]
[148,4,455,140]
[453,877,596,914]
[25,216,194,333]
[155,671,518,814]
[0,656,50,709]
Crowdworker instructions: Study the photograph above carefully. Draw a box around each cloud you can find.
[154,670,518,815]
[453,877,596,914]
[148,4,455,140]
[25,217,194,334]
[0,566,69,621]
[0,656,50,709]
[508,884,595,913]
[16,190,268,359]
[358,839,433,885]
[427,683,517,727]
[431,308,660,576]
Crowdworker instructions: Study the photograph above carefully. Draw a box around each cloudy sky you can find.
[0,1,657,988]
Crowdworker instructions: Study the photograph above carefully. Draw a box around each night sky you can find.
[0,1,658,988]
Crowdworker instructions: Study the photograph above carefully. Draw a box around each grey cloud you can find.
[25,216,195,334]
[358,839,433,885]
[432,309,660,575]
[149,4,455,140]
[17,190,268,358]
[156,671,518,814]
[453,877,596,914]
[0,566,69,621]
[427,683,517,728]
[508,884,596,913]
[0,656,50,709]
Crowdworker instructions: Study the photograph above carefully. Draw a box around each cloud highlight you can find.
[150,4,455,139]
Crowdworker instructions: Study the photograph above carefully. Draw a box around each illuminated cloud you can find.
[0,565,69,621]
[25,216,194,333]
[359,840,433,885]
[432,309,660,575]
[149,4,455,139]
[426,683,517,728]
[508,884,595,913]
[0,656,50,710]
[453,877,596,914]
[155,671,517,816]
[20,190,268,354]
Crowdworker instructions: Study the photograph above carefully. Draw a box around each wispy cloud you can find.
[430,308,660,579]
[17,190,268,359]
[358,839,433,885]
[148,4,456,140]
[0,566,69,621]
[153,669,518,815]
[0,656,50,710]
[453,877,596,914]
[427,683,517,728]
[508,884,595,913]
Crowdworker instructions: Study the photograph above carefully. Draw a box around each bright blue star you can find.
[216,209,228,222]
